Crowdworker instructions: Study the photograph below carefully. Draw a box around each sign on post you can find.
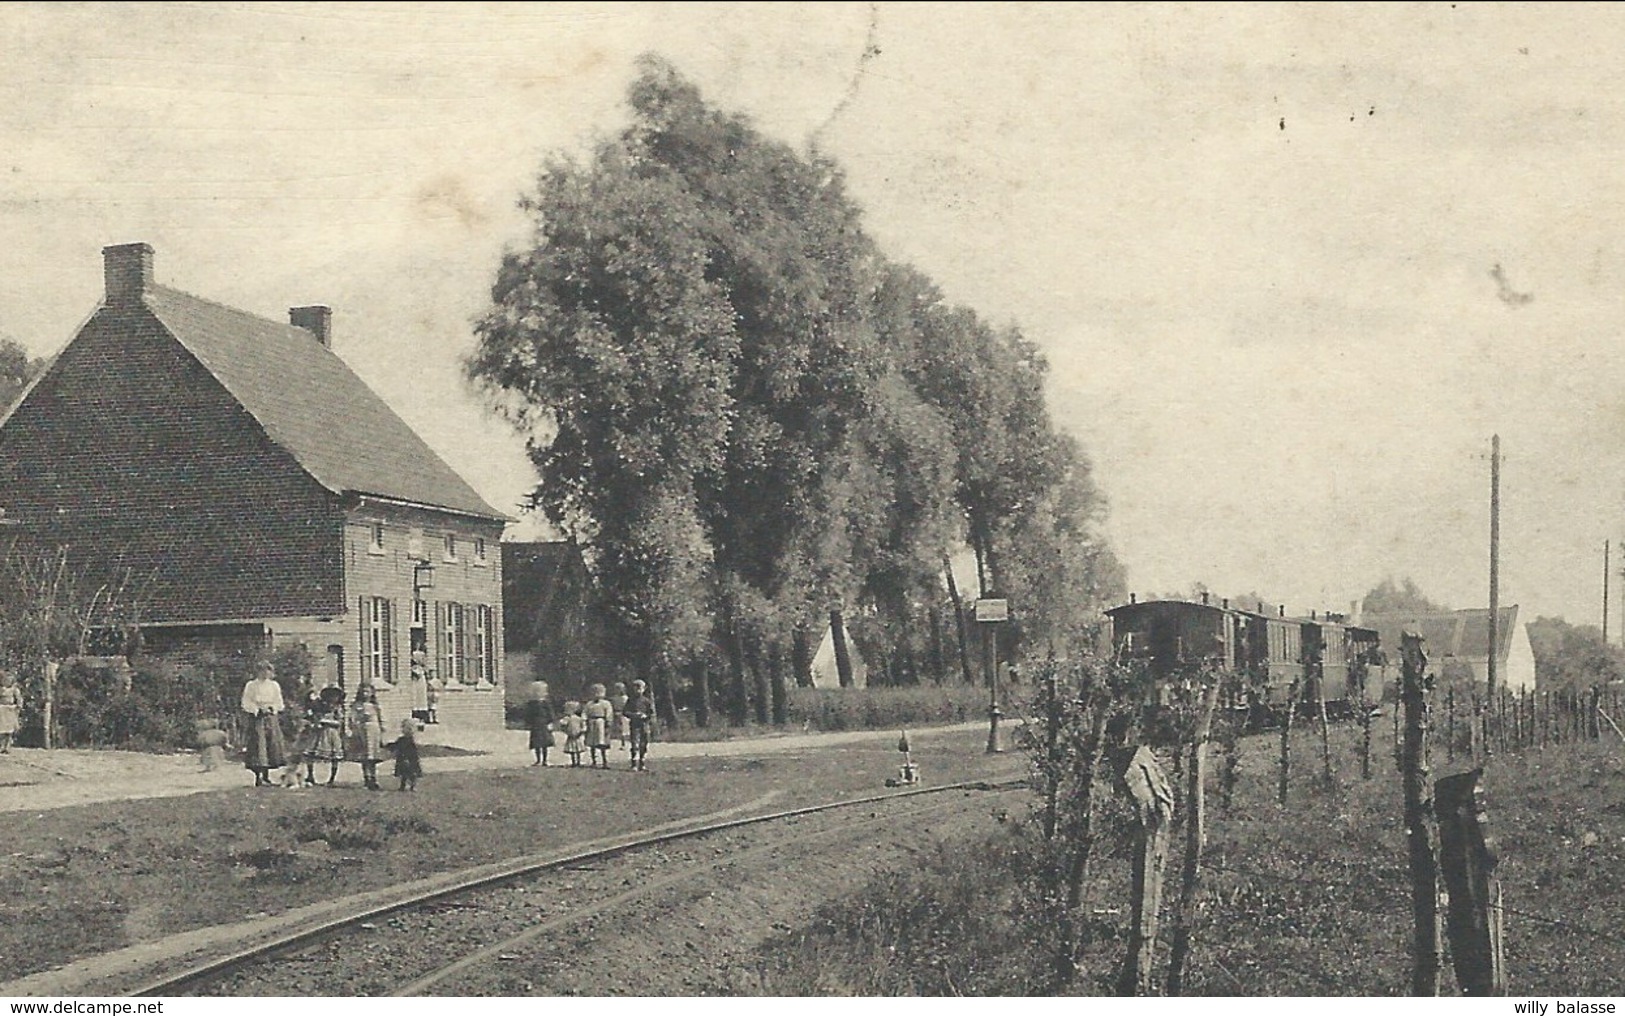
[975,598,1008,623]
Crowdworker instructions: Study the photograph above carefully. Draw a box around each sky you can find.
[2,2,1624,628]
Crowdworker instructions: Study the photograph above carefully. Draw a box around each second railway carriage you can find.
[1106,597,1383,722]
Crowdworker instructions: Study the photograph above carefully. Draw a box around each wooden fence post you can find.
[1359,687,1374,780]
[1116,745,1174,997]
[1400,632,1440,996]
[1278,678,1298,807]
[1317,678,1336,788]
[1446,688,1455,762]
[1437,769,1506,996]
[1166,672,1223,996]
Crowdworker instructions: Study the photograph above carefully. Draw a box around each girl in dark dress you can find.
[524,680,555,766]
[391,717,422,791]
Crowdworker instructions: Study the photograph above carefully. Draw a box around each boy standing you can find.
[624,679,656,772]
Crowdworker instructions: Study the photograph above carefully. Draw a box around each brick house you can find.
[0,243,510,730]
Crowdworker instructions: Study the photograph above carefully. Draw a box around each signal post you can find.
[976,596,1008,752]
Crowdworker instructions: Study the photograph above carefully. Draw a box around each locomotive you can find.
[1105,595,1385,722]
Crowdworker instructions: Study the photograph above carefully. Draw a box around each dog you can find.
[277,757,309,789]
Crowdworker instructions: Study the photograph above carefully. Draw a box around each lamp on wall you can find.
[413,561,435,591]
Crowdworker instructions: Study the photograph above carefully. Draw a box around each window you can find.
[473,604,491,684]
[443,533,458,562]
[368,522,385,554]
[474,536,487,565]
[367,597,394,682]
[443,602,466,684]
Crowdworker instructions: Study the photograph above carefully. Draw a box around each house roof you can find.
[1361,606,1522,662]
[142,285,507,521]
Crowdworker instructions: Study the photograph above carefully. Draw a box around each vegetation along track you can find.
[131,778,1023,996]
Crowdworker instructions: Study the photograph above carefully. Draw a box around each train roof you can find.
[1107,599,1380,634]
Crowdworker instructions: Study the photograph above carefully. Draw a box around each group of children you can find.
[524,678,655,771]
[293,682,423,791]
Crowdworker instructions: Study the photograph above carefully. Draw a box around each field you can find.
[747,720,1625,996]
[0,728,1015,987]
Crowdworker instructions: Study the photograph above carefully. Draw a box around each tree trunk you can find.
[928,603,947,685]
[943,557,976,686]
[726,617,750,726]
[768,641,789,726]
[829,609,855,689]
[691,660,711,729]
[791,625,814,688]
[749,640,770,726]
[652,659,679,728]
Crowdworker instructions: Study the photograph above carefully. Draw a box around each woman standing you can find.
[0,669,21,754]
[240,662,287,787]
[349,684,386,791]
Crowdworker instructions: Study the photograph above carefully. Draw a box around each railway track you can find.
[129,777,1024,996]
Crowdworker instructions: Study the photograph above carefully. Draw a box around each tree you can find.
[0,336,44,413]
[470,55,1123,705]
[1362,576,1449,615]
[1525,616,1624,691]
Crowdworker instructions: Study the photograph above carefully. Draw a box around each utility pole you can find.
[1606,540,1612,645]
[1487,434,1500,699]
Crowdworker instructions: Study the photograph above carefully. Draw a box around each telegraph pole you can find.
[1606,540,1612,645]
[1487,435,1500,698]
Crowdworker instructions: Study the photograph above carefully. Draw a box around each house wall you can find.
[0,304,346,622]
[338,500,506,729]
[1505,622,1537,692]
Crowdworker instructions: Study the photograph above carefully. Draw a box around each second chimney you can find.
[289,306,332,348]
[103,242,154,306]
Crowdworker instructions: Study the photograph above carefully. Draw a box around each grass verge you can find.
[745,726,1625,995]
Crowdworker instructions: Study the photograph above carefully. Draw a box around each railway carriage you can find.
[1106,597,1384,723]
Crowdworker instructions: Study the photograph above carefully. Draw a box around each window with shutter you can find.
[491,605,503,687]
[384,599,397,683]
[435,601,449,685]
[358,595,371,684]
[472,604,489,685]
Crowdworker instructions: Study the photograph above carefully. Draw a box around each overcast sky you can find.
[3,2,1623,628]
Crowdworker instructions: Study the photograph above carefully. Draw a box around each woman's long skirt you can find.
[244,713,287,771]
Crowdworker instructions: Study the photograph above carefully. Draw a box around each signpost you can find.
[976,597,1008,752]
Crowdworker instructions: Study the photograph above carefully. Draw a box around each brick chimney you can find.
[103,242,154,306]
[289,305,332,347]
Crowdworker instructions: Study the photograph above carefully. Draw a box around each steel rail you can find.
[393,794,978,995]
[130,776,1023,997]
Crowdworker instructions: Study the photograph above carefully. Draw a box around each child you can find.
[391,716,422,792]
[583,684,613,769]
[623,679,655,772]
[609,681,629,750]
[524,680,555,766]
[560,701,587,768]
[350,683,386,791]
[309,686,347,786]
[195,718,228,772]
[0,670,20,754]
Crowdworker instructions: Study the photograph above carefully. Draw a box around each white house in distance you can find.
[1361,606,1536,692]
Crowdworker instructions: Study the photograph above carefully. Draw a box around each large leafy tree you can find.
[471,56,1120,713]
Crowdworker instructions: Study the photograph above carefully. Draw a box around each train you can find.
[1105,595,1386,722]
